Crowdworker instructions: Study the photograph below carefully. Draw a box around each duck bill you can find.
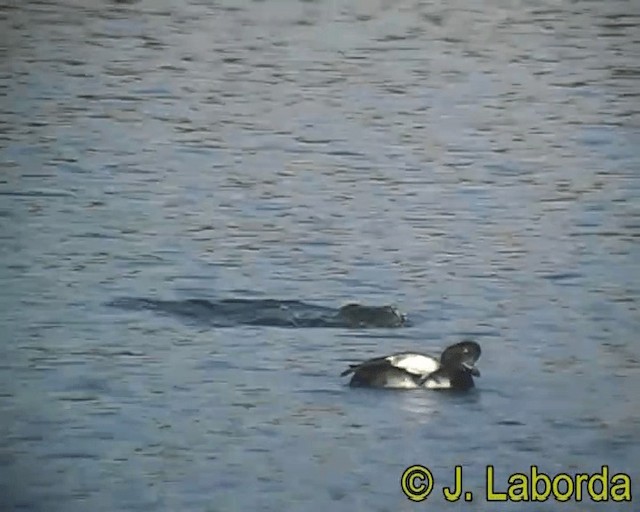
[462,362,480,377]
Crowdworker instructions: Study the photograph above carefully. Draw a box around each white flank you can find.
[384,375,420,389]
[386,353,439,376]
[423,376,451,389]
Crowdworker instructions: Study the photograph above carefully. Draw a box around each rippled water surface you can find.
[1,0,639,510]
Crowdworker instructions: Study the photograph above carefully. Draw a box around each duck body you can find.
[341,341,481,391]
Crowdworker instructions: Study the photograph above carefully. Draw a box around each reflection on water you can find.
[395,390,444,424]
[1,0,639,511]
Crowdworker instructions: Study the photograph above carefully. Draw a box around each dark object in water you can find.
[337,303,406,328]
[109,297,408,329]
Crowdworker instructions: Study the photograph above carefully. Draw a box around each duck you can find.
[340,340,481,390]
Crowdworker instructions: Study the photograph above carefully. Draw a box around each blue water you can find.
[1,0,639,510]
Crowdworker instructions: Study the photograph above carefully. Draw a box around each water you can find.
[1,0,639,510]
